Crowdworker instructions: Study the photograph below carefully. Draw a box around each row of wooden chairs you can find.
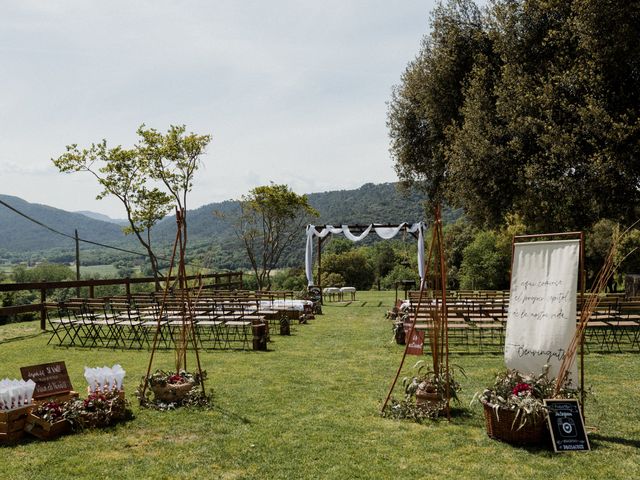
[403,295,640,353]
[45,291,300,350]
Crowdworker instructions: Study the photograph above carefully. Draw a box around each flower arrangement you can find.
[146,369,198,388]
[64,390,133,430]
[136,369,211,410]
[31,401,65,423]
[405,361,462,405]
[475,366,579,431]
[26,401,71,440]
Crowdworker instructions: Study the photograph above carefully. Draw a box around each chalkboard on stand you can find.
[544,399,590,452]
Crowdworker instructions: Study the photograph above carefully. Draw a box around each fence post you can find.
[75,229,81,297]
[40,287,46,330]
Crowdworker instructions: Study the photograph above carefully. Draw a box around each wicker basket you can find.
[151,381,195,403]
[482,400,547,446]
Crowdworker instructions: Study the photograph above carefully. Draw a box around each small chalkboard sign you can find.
[544,399,590,452]
[20,361,73,400]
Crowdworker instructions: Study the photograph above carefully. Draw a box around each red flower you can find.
[168,374,184,384]
[512,383,532,396]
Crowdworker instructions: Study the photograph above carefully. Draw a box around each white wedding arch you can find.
[305,222,426,287]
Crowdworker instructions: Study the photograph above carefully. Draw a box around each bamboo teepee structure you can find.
[381,206,451,419]
[139,209,207,402]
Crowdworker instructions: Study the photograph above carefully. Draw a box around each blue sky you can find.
[0,1,449,217]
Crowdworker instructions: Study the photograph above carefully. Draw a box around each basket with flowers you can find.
[475,366,578,445]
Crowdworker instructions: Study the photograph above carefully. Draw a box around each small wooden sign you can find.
[406,329,425,356]
[544,399,590,452]
[20,361,73,400]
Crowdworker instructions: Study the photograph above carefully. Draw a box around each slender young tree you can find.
[236,184,318,290]
[52,125,211,284]
[137,124,212,255]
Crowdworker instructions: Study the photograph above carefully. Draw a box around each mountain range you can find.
[0,183,459,268]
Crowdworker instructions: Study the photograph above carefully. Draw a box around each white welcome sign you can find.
[505,239,580,385]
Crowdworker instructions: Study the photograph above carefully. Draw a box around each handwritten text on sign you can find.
[504,240,579,381]
[406,329,425,356]
[544,399,590,452]
[20,361,73,399]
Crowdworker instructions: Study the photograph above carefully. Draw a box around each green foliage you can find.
[390,0,640,232]
[459,230,509,290]
[443,218,478,289]
[52,124,211,280]
[236,184,319,290]
[321,272,345,288]
[322,250,375,290]
[586,220,640,290]
[12,263,75,283]
[270,268,308,291]
[388,0,487,207]
[366,242,398,289]
[380,264,420,290]
[241,273,259,291]
[323,237,354,255]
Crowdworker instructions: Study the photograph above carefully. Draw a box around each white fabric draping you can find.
[305,222,425,286]
[373,223,407,239]
[342,224,373,242]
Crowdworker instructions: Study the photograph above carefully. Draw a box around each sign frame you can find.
[20,361,73,400]
[511,232,586,409]
[544,398,590,452]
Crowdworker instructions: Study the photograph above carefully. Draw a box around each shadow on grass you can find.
[0,331,47,344]
[211,403,252,425]
[590,433,640,449]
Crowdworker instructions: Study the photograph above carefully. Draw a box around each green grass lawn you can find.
[1,291,639,479]
[79,264,124,278]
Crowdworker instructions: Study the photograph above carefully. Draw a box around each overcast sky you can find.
[1,0,444,218]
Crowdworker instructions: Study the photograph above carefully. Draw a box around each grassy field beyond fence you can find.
[1,291,638,479]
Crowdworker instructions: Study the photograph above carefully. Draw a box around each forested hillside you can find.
[0,195,125,254]
[0,183,458,269]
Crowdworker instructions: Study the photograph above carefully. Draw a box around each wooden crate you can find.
[24,413,70,440]
[0,405,32,445]
[32,390,79,406]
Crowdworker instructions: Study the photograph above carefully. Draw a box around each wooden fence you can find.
[0,271,243,329]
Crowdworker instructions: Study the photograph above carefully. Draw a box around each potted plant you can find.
[404,361,463,416]
[382,361,463,422]
[474,366,578,445]
[25,401,70,440]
